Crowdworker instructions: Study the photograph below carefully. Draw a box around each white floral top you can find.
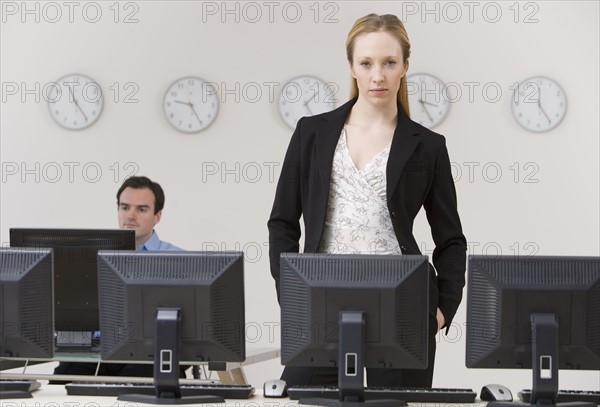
[318,128,402,254]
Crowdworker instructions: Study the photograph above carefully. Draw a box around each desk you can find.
[0,347,280,386]
[0,385,485,407]
[1,384,271,406]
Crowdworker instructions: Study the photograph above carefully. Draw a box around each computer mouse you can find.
[480,384,513,401]
[263,379,288,398]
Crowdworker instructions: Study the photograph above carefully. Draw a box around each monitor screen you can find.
[280,253,430,405]
[97,250,246,404]
[0,247,54,359]
[9,228,135,338]
[466,255,600,406]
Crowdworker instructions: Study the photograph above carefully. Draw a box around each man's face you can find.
[118,187,162,246]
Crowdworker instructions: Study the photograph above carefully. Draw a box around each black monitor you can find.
[97,250,245,405]
[466,255,600,407]
[280,253,430,407]
[0,247,53,399]
[9,228,135,347]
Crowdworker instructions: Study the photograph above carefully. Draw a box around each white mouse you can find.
[480,384,513,401]
[263,379,288,398]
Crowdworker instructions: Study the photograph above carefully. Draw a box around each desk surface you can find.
[3,347,280,367]
[1,347,280,385]
[0,385,485,407]
[1,384,263,406]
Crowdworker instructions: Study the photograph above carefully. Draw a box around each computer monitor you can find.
[9,228,135,346]
[466,255,600,407]
[97,250,245,405]
[0,247,53,399]
[280,253,430,407]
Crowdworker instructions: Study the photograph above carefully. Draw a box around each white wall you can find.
[1,0,598,393]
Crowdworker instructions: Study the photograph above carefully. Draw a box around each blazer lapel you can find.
[316,99,356,191]
[312,98,420,210]
[387,107,421,199]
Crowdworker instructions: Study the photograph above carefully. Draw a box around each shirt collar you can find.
[138,231,161,251]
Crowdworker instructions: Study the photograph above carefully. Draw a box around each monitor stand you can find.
[299,311,407,407]
[489,313,595,407]
[117,307,224,405]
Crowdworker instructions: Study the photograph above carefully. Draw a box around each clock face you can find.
[512,76,567,132]
[163,77,219,133]
[407,73,450,129]
[47,74,103,130]
[278,76,337,129]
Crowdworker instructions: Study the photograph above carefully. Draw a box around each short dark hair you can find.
[116,176,165,214]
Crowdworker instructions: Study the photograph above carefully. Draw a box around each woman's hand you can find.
[436,307,446,332]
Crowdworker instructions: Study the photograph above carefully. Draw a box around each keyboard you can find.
[0,380,41,399]
[65,382,255,399]
[0,380,41,393]
[287,386,477,403]
[518,389,600,404]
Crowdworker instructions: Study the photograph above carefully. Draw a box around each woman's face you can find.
[350,31,407,106]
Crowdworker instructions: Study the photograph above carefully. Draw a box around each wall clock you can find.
[163,77,219,133]
[407,73,450,129]
[47,73,103,130]
[278,75,336,129]
[512,76,567,132]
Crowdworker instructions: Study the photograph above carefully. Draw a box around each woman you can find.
[268,13,467,387]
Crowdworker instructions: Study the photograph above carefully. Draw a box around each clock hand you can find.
[303,91,318,115]
[538,104,551,124]
[419,99,438,107]
[188,102,204,126]
[67,84,88,122]
[419,100,434,123]
[304,90,317,105]
[536,88,551,124]
[174,99,203,124]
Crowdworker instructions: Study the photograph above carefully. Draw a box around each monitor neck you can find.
[338,310,366,402]
[116,307,224,405]
[297,310,408,407]
[488,313,594,407]
[530,313,559,405]
[153,308,183,397]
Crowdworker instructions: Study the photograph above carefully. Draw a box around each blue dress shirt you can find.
[137,231,183,251]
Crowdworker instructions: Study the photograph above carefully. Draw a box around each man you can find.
[53,176,183,381]
[117,176,181,251]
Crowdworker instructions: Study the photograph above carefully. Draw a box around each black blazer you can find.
[268,98,467,330]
